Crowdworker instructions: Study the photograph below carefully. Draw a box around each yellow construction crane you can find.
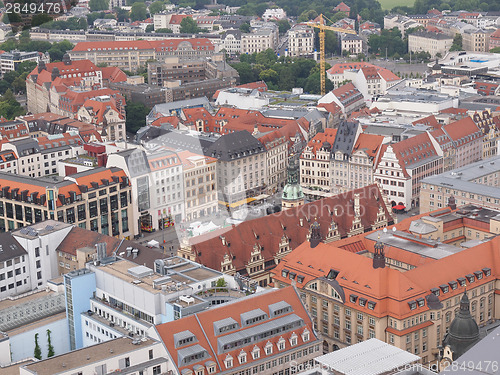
[306,14,357,95]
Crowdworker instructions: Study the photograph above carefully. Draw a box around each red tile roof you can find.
[151,116,180,128]
[187,185,392,274]
[388,132,440,176]
[81,98,123,124]
[442,116,481,145]
[412,115,440,129]
[71,39,215,53]
[273,208,500,319]
[353,133,384,159]
[156,287,317,373]
[301,128,337,157]
[334,1,350,12]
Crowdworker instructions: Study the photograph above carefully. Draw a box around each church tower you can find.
[281,158,305,210]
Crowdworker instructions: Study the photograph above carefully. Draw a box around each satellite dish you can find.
[392,227,397,232]
[383,228,387,233]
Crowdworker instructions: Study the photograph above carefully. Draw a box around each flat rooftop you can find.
[94,257,222,295]
[314,338,419,375]
[423,176,500,199]
[22,337,159,375]
[366,230,465,260]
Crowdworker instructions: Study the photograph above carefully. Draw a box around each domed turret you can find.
[441,290,480,361]
[51,67,60,81]
[281,158,305,210]
[62,53,72,65]
[37,60,46,73]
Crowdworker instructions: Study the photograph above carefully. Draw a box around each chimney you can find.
[448,195,456,210]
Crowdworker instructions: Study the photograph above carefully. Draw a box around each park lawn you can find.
[378,0,415,10]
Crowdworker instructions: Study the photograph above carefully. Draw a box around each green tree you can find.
[31,14,53,27]
[89,0,109,11]
[297,9,317,22]
[276,19,290,34]
[125,100,150,133]
[115,8,130,22]
[239,22,250,33]
[34,333,42,360]
[450,33,463,51]
[149,0,165,14]
[155,27,173,33]
[179,16,200,33]
[47,329,55,358]
[48,40,73,61]
[215,278,227,288]
[130,2,147,21]
[259,68,278,85]
[491,47,500,53]
[230,62,257,84]
[145,24,154,32]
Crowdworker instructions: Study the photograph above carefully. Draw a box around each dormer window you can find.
[439,285,449,293]
[277,337,285,351]
[417,298,425,307]
[289,333,298,347]
[474,271,483,280]
[466,274,475,283]
[457,277,466,287]
[449,281,458,290]
[359,298,367,307]
[251,346,260,360]
[282,269,289,278]
[408,301,417,310]
[349,294,358,303]
[264,341,273,355]
[302,329,310,342]
[225,355,233,369]
[238,351,247,364]
[482,268,491,277]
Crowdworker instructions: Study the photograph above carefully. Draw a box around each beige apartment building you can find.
[462,29,490,52]
[340,34,364,55]
[0,167,133,237]
[241,30,275,54]
[287,26,315,57]
[420,156,500,213]
[408,31,453,58]
[69,39,215,71]
[177,151,218,222]
[272,205,500,365]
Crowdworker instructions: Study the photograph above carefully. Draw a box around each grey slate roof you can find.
[331,121,359,157]
[0,232,27,263]
[207,130,266,161]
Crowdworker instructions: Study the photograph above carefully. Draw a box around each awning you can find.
[228,197,255,208]
[393,204,405,210]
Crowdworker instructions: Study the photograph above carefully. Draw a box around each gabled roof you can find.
[301,128,337,158]
[273,208,500,319]
[442,116,482,145]
[353,133,384,159]
[387,132,440,176]
[332,82,363,106]
[334,2,351,12]
[81,99,123,124]
[156,287,316,373]
[412,115,440,129]
[188,184,392,273]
